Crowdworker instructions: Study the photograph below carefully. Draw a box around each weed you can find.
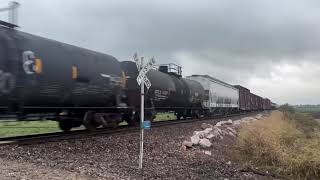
[237,111,320,179]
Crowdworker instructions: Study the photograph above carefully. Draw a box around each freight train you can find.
[0,21,273,131]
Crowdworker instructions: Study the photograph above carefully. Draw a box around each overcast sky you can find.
[1,0,319,105]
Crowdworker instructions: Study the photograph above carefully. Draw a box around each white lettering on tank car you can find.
[101,74,123,86]
[154,89,169,101]
[100,74,111,78]
[22,51,36,74]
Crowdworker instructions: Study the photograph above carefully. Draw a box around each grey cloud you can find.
[6,0,320,104]
[19,0,320,59]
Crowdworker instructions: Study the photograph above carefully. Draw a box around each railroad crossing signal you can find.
[134,53,155,169]
[134,52,155,90]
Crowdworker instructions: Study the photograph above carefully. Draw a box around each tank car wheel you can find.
[123,113,136,126]
[193,113,200,119]
[176,112,185,120]
[127,112,139,126]
[59,120,73,132]
[83,111,99,131]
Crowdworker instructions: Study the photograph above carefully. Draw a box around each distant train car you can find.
[250,93,258,110]
[271,102,278,109]
[234,85,251,111]
[257,95,264,110]
[250,94,265,111]
[187,75,239,114]
[263,98,271,110]
[121,61,206,120]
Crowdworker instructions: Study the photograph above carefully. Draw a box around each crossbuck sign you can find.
[134,53,155,90]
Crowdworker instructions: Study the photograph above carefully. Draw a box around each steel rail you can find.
[0,111,261,146]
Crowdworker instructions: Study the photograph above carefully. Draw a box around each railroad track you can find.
[0,112,260,146]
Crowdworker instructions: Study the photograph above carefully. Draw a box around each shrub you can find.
[279,103,295,116]
[310,111,320,119]
[279,104,320,136]
[237,111,320,179]
[292,112,320,137]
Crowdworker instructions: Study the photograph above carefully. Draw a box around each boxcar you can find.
[257,95,264,110]
[250,93,258,110]
[264,98,271,110]
[234,85,251,111]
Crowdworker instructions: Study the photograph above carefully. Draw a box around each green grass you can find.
[0,112,177,138]
[294,105,320,112]
[154,112,176,122]
[0,121,61,138]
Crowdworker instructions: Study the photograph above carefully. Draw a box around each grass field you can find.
[0,112,177,138]
[154,112,176,121]
[0,121,61,138]
[295,105,320,112]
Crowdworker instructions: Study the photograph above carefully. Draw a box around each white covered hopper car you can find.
[187,75,239,114]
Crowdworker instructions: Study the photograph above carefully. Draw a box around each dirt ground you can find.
[0,113,277,180]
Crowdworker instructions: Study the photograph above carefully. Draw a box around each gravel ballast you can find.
[0,157,88,180]
[0,113,274,179]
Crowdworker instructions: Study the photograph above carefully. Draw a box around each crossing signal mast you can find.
[0,1,20,28]
[134,53,155,169]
